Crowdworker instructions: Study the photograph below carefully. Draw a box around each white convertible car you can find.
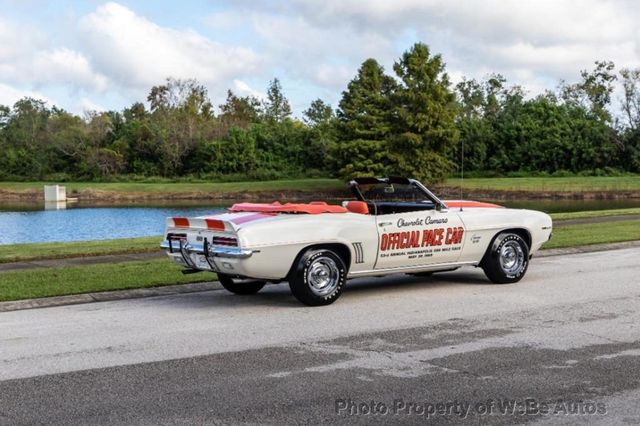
[161,177,552,306]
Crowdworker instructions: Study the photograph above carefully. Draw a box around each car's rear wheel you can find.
[481,232,529,284]
[289,248,347,306]
[218,274,266,295]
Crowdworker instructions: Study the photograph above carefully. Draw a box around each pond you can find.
[0,203,227,245]
[1,198,639,245]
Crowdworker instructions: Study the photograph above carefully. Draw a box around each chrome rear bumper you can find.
[160,240,254,259]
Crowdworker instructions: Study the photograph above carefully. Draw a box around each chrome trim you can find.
[410,178,448,210]
[161,241,254,259]
[348,261,478,277]
[178,239,197,268]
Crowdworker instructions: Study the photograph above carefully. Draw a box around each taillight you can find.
[211,236,238,246]
[205,219,225,230]
[172,217,189,228]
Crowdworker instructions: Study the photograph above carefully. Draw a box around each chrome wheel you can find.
[499,240,525,275]
[290,248,346,306]
[306,256,340,296]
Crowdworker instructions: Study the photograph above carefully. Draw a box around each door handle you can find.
[378,222,392,227]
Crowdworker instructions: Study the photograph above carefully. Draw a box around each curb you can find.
[1,240,638,313]
[535,240,640,258]
[0,252,164,272]
[0,282,222,313]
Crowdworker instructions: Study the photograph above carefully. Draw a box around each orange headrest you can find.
[346,201,369,214]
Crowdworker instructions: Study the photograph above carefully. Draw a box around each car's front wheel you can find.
[289,248,347,306]
[218,274,266,295]
[481,232,529,284]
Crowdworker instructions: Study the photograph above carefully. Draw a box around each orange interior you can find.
[345,201,369,214]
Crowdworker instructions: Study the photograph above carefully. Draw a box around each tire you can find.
[289,248,347,306]
[218,274,265,295]
[481,232,529,284]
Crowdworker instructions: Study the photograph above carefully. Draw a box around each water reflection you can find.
[1,197,639,245]
[44,201,68,210]
[0,205,226,245]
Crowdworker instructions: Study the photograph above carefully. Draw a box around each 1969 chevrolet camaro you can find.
[161,177,553,306]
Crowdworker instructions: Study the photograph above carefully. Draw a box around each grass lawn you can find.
[446,176,640,192]
[0,236,162,264]
[2,207,639,264]
[0,259,213,302]
[543,220,640,249]
[0,178,345,194]
[2,176,639,196]
[550,207,640,221]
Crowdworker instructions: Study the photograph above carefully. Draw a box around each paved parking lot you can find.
[1,247,639,425]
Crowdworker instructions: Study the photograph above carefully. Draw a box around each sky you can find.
[0,0,638,116]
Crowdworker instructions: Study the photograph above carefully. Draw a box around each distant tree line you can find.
[1,42,639,183]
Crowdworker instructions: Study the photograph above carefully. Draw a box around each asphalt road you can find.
[1,247,639,425]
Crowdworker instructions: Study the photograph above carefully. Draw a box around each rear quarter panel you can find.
[236,213,378,279]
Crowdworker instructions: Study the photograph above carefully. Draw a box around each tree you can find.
[146,78,216,175]
[387,42,458,182]
[263,78,291,123]
[303,99,333,126]
[217,90,261,137]
[47,109,88,175]
[147,78,213,117]
[454,78,491,172]
[2,98,51,177]
[302,99,337,172]
[337,58,396,141]
[619,68,640,171]
[0,105,9,128]
[620,68,640,130]
[561,61,617,122]
[334,58,396,179]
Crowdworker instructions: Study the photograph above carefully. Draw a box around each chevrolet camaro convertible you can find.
[161,177,552,306]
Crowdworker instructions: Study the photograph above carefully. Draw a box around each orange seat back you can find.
[346,201,369,214]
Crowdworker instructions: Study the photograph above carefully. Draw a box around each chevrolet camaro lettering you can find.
[161,177,553,306]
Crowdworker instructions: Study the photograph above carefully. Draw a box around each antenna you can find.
[459,137,464,212]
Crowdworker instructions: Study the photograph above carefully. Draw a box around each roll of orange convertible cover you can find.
[229,201,348,214]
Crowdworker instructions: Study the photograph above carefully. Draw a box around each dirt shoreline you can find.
[2,186,640,202]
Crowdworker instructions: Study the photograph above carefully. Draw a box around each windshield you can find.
[357,182,431,203]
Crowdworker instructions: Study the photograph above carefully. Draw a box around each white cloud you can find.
[232,0,640,98]
[32,48,109,92]
[77,97,106,113]
[0,17,107,94]
[232,79,266,100]
[314,64,354,89]
[205,8,396,103]
[2,0,639,114]
[0,83,52,107]
[0,18,45,63]
[78,2,261,91]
